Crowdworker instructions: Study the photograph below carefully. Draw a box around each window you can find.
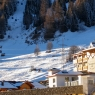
[53,78,55,83]
[72,77,78,81]
[88,80,93,84]
[53,85,55,87]
[65,77,69,82]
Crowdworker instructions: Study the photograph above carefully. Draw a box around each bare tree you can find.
[34,45,40,56]
[67,45,80,62]
[46,41,53,53]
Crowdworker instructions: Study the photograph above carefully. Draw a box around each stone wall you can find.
[0,85,83,95]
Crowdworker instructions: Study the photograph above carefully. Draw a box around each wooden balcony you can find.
[83,66,88,71]
[78,58,82,63]
[83,58,88,62]
[78,67,82,71]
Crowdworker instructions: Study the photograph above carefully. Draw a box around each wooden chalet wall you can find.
[73,48,95,72]
[0,85,83,95]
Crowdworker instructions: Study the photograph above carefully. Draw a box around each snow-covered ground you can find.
[0,0,95,82]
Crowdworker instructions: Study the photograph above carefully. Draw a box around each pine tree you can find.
[54,0,64,22]
[75,0,86,22]
[66,0,74,29]
[23,0,41,29]
[59,17,68,33]
[66,0,79,32]
[0,14,6,36]
[70,12,79,32]
[44,8,55,40]
[58,0,67,15]
[84,1,92,27]
[40,0,50,23]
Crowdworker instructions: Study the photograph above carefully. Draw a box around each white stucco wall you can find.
[79,75,95,94]
[88,57,95,73]
[56,76,65,87]
[48,76,57,87]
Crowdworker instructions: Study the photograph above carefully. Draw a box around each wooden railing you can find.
[83,66,88,71]
[73,57,88,63]
[78,67,82,71]
[78,58,82,63]
[83,58,88,62]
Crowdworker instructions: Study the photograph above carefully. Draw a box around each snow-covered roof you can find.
[82,47,95,52]
[11,82,23,87]
[57,71,83,75]
[0,81,17,88]
[48,71,83,77]
[89,41,95,48]
[32,82,46,89]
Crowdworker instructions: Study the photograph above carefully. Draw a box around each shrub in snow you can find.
[46,41,53,53]
[1,53,5,56]
[34,45,40,56]
[67,45,80,62]
[8,35,11,38]
[29,66,38,72]
[15,19,17,21]
[12,17,14,19]
[21,3,23,5]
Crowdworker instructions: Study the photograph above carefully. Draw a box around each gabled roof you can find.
[0,81,17,88]
[10,81,46,89]
[32,82,46,89]
[22,81,34,88]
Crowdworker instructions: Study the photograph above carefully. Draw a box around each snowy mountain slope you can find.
[0,0,95,81]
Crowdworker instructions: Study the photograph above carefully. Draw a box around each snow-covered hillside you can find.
[0,0,95,81]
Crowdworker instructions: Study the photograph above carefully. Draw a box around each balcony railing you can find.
[83,58,88,62]
[78,67,82,71]
[65,80,79,86]
[78,58,82,63]
[83,66,88,71]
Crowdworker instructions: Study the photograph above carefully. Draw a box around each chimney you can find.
[48,68,60,76]
[1,80,4,86]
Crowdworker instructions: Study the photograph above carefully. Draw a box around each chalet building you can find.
[19,81,34,90]
[11,81,46,89]
[73,47,95,73]
[48,68,95,95]
[0,81,17,91]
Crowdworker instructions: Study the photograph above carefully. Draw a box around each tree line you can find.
[23,0,95,41]
[0,0,17,39]
[0,0,95,40]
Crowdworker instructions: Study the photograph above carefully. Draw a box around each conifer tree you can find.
[40,0,50,23]
[59,17,68,33]
[44,8,55,40]
[54,0,64,22]
[53,0,64,30]
[0,14,6,36]
[66,0,79,32]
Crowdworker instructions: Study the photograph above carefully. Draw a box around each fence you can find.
[0,85,83,95]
